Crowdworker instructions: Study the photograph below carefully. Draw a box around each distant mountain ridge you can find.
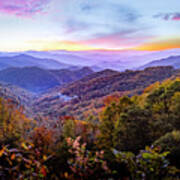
[0,67,60,93]
[0,54,77,70]
[49,67,94,84]
[139,55,180,70]
[0,66,94,93]
[1,49,180,71]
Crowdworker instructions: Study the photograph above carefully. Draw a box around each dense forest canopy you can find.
[0,77,180,179]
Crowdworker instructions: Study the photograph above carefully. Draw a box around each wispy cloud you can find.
[79,30,153,49]
[154,12,180,21]
[0,0,50,17]
[60,0,142,38]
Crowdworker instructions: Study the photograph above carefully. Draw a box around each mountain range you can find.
[33,66,177,119]
[139,55,180,70]
[0,50,180,119]
[0,66,93,93]
[0,54,77,70]
[60,66,175,100]
[1,49,180,71]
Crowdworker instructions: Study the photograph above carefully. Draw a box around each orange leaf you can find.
[21,142,28,150]
[64,172,69,178]
[40,166,47,177]
[0,147,5,157]
[11,153,16,160]
[43,155,47,161]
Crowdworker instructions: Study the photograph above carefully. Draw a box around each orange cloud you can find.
[135,38,180,51]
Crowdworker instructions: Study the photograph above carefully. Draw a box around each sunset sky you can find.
[0,0,180,52]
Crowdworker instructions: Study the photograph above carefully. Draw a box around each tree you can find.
[98,96,134,151]
[98,104,116,150]
[154,130,180,168]
[0,98,31,145]
[169,92,180,130]
[113,105,151,153]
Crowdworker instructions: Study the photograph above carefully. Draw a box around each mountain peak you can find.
[14,54,33,58]
[138,55,180,70]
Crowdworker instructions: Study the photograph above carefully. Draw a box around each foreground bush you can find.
[0,143,49,179]
[0,140,180,180]
[114,147,179,180]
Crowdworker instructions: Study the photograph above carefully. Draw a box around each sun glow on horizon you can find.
[0,0,180,53]
[135,38,180,51]
[1,39,180,52]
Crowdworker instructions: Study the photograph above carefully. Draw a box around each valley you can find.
[0,52,180,121]
[1,0,180,178]
[0,51,180,179]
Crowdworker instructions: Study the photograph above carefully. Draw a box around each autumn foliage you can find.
[1,78,180,179]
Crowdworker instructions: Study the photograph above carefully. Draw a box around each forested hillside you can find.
[0,77,180,179]
[0,82,33,105]
[33,66,177,120]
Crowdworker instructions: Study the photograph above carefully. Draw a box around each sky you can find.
[0,0,180,52]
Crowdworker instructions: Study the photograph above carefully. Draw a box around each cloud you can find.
[60,0,141,38]
[0,0,50,17]
[54,0,149,49]
[79,30,153,49]
[154,12,180,21]
[64,19,90,34]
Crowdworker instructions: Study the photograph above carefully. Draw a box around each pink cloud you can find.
[172,14,180,21]
[154,12,180,21]
[80,32,154,49]
[0,0,50,17]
